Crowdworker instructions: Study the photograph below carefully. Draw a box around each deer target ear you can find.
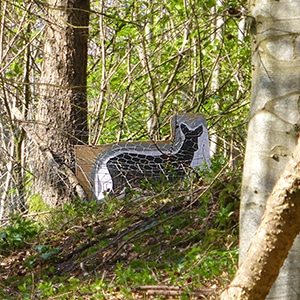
[196,125,203,136]
[180,124,189,134]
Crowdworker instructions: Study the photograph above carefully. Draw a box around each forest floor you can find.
[0,163,240,299]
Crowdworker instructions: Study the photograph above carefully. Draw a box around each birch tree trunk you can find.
[234,0,300,298]
[221,136,300,299]
[34,0,89,206]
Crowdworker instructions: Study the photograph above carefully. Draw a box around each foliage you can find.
[88,0,250,145]
[28,194,51,214]
[0,215,42,254]
[0,0,250,214]
[0,0,249,298]
[0,158,240,298]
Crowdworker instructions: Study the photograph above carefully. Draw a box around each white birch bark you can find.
[240,1,300,298]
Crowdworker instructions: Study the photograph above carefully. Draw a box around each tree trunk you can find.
[236,0,300,298]
[209,0,224,158]
[221,135,300,299]
[34,0,89,206]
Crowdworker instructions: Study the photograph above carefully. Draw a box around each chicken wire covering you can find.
[85,114,210,200]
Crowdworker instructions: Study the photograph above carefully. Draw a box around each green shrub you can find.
[0,215,42,254]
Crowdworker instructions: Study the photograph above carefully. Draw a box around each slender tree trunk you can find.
[235,0,300,298]
[91,0,107,144]
[136,5,158,139]
[34,0,89,206]
[209,0,224,158]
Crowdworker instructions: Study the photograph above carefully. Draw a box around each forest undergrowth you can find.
[0,159,240,299]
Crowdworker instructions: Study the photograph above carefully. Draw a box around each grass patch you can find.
[0,159,240,299]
